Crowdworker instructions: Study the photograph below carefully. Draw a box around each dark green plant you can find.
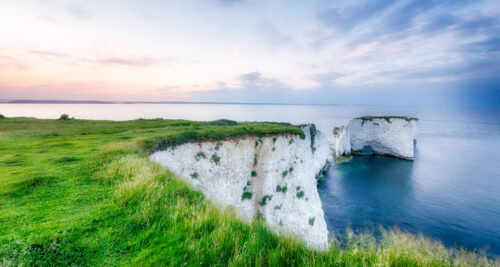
[309,125,316,153]
[282,171,288,177]
[211,154,220,165]
[0,114,5,119]
[241,191,252,200]
[251,171,257,177]
[58,114,70,120]
[259,195,272,206]
[190,172,198,179]
[289,139,294,144]
[215,141,222,150]
[274,204,282,210]
[296,191,305,199]
[309,217,315,226]
[195,152,206,161]
[208,119,238,126]
[272,137,277,143]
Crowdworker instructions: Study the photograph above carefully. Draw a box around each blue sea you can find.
[2,103,500,255]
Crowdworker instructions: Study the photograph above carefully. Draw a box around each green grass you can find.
[334,156,353,163]
[355,116,418,125]
[0,117,498,266]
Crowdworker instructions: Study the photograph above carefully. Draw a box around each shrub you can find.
[190,172,198,179]
[309,125,317,153]
[241,191,252,200]
[282,171,288,177]
[211,154,220,165]
[208,119,237,126]
[272,137,277,143]
[259,195,272,206]
[0,114,5,119]
[275,185,288,193]
[251,171,257,177]
[58,114,70,120]
[195,152,206,161]
[309,217,315,226]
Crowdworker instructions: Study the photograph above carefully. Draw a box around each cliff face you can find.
[331,125,351,157]
[149,126,331,250]
[331,116,418,159]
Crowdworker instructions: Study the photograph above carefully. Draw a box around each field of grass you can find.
[0,117,498,266]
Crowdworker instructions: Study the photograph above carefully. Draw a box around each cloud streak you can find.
[0,0,498,106]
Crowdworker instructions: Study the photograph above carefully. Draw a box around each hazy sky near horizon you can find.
[0,0,499,106]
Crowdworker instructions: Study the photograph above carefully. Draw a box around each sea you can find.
[1,103,499,256]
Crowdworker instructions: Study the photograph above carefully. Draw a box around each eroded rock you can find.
[150,126,331,250]
[331,116,418,159]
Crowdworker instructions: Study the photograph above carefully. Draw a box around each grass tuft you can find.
[211,154,220,165]
[208,119,238,126]
[259,195,272,206]
[241,191,253,200]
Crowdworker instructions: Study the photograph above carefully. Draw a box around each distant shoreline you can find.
[0,99,341,106]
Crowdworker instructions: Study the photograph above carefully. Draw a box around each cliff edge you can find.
[150,125,331,250]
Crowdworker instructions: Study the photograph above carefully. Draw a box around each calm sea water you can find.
[1,104,500,255]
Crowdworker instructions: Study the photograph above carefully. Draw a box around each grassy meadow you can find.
[0,116,498,266]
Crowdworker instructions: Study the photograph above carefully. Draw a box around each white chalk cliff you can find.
[331,125,351,158]
[331,116,418,159]
[150,126,332,250]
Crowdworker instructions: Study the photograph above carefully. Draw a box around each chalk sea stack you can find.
[331,116,418,160]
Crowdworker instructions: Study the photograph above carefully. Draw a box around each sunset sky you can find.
[0,0,499,106]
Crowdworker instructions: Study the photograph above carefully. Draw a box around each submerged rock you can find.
[150,125,331,250]
[331,116,418,159]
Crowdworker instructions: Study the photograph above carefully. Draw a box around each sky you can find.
[0,0,499,106]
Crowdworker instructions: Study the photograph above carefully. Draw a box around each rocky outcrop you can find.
[149,126,331,250]
[331,125,351,158]
[331,116,418,159]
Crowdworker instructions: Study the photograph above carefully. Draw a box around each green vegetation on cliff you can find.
[0,117,497,266]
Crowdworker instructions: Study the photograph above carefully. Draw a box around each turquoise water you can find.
[1,104,500,255]
[319,116,500,256]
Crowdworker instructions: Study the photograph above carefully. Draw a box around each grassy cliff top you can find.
[0,117,305,153]
[355,115,419,122]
